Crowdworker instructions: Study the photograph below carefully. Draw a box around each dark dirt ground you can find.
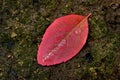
[0,0,120,80]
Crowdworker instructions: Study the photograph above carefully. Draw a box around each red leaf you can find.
[37,13,91,66]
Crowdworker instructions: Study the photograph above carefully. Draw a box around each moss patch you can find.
[0,0,120,80]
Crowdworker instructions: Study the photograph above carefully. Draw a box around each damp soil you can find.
[0,0,120,80]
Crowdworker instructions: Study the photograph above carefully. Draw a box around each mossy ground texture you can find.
[0,0,120,80]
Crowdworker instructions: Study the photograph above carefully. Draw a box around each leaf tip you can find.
[87,13,92,18]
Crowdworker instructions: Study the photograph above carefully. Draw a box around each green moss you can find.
[90,32,119,62]
[75,10,84,15]
[18,9,30,24]
[89,17,108,39]
[82,0,98,6]
[0,0,120,80]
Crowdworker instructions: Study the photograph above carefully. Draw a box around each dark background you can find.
[0,0,120,80]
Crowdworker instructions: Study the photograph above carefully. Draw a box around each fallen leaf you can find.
[11,32,17,38]
[37,13,91,66]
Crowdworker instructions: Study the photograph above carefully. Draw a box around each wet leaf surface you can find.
[38,14,91,66]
